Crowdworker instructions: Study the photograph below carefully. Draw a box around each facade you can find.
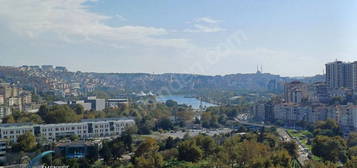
[308,82,330,104]
[0,106,11,120]
[106,99,128,109]
[0,95,4,105]
[284,81,309,104]
[86,97,105,111]
[55,141,100,159]
[0,140,6,163]
[353,61,357,92]
[0,118,135,142]
[335,104,357,130]
[41,65,54,71]
[273,104,311,123]
[326,61,356,89]
[254,104,265,122]
[55,66,67,72]
[74,100,92,111]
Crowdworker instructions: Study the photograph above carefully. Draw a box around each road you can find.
[235,119,309,166]
[146,128,233,140]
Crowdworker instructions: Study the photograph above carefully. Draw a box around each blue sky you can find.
[0,0,356,76]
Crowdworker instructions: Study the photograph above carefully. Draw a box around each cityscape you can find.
[1,1,357,168]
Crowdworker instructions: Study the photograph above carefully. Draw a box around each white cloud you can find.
[115,14,127,21]
[0,0,190,48]
[185,17,225,33]
[195,17,220,24]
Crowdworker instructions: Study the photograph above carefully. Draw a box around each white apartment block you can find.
[0,118,135,142]
[273,104,311,122]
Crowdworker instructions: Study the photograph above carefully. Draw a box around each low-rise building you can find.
[0,118,135,142]
[106,99,128,109]
[55,141,101,159]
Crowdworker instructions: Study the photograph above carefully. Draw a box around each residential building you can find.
[326,61,353,89]
[284,81,309,104]
[0,118,135,142]
[273,103,311,124]
[55,66,67,72]
[254,104,265,122]
[0,96,4,105]
[0,140,6,163]
[41,65,54,71]
[0,106,11,120]
[308,82,330,104]
[353,61,357,92]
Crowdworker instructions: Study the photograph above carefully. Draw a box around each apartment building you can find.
[0,118,135,142]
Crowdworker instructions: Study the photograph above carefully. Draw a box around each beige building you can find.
[284,81,309,104]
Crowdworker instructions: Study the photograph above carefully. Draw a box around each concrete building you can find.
[0,140,6,163]
[41,65,54,71]
[85,97,105,111]
[353,61,357,92]
[0,118,135,142]
[253,104,265,122]
[308,82,330,104]
[55,141,100,159]
[335,104,357,130]
[307,105,335,123]
[106,99,128,109]
[0,96,4,105]
[326,61,353,89]
[273,104,311,124]
[284,81,309,104]
[0,106,11,120]
[74,100,92,111]
[55,66,67,72]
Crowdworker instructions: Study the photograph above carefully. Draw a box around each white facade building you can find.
[0,118,135,142]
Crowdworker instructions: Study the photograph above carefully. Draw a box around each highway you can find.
[235,119,309,166]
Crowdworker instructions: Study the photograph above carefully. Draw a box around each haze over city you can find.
[1,0,357,76]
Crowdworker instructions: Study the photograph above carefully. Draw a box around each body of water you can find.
[156,95,216,109]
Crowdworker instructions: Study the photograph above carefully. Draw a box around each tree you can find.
[165,100,178,108]
[304,160,338,168]
[156,118,174,130]
[70,104,85,115]
[137,116,155,135]
[110,140,126,159]
[120,131,133,152]
[2,115,15,123]
[176,107,194,123]
[177,140,203,162]
[135,153,163,168]
[345,156,357,168]
[271,150,292,167]
[193,135,217,158]
[15,131,37,152]
[312,135,347,163]
[347,132,357,147]
[281,141,298,158]
[313,119,341,137]
[42,105,80,124]
[100,143,112,164]
[134,138,163,168]
[348,146,357,158]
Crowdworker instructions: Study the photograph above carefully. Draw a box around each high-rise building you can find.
[352,61,357,91]
[326,61,353,89]
[284,81,309,104]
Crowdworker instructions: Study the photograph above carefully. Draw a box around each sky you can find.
[0,0,357,76]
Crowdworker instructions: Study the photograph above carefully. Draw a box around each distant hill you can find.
[0,66,324,94]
